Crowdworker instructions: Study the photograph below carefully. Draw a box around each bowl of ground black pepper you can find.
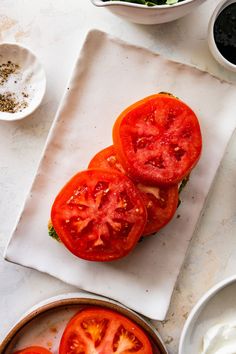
[208,0,236,72]
[0,43,46,121]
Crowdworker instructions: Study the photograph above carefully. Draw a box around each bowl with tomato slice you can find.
[0,293,168,354]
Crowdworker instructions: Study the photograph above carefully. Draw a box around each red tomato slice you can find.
[59,307,155,354]
[13,347,52,354]
[88,146,179,236]
[113,93,202,186]
[137,183,178,236]
[88,146,126,175]
[51,169,147,261]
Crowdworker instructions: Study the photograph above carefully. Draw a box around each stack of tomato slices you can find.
[14,307,157,354]
[50,93,202,262]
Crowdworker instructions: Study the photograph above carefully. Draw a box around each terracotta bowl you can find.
[0,293,168,354]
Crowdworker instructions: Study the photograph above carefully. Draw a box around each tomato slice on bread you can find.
[113,93,202,186]
[13,347,52,354]
[88,145,126,175]
[51,169,147,261]
[89,146,179,236]
[137,183,178,236]
[59,307,155,354]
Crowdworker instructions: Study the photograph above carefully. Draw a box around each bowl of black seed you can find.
[0,43,46,121]
[208,0,236,72]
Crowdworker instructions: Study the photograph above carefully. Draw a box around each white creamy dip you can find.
[202,322,236,354]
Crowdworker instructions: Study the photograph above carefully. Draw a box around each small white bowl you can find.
[0,43,46,121]
[90,0,207,25]
[208,0,236,72]
[179,275,236,354]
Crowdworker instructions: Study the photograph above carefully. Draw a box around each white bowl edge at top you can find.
[91,0,198,9]
[90,0,207,24]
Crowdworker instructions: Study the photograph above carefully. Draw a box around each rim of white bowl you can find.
[179,274,236,354]
[208,0,236,72]
[90,0,197,10]
[0,42,46,121]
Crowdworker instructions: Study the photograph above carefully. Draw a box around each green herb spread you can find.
[48,221,61,242]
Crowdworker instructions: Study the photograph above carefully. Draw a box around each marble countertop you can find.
[1,0,236,353]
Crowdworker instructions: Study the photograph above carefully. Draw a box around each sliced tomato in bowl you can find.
[59,307,155,354]
[13,347,52,354]
[113,93,202,186]
[88,146,179,236]
[51,169,147,261]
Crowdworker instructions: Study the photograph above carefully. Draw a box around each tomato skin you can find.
[89,146,179,236]
[59,307,155,354]
[113,93,202,186]
[13,347,52,354]
[88,146,126,174]
[51,169,147,261]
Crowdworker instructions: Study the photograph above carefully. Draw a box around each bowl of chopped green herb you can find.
[90,0,207,24]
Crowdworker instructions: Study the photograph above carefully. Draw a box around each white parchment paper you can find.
[5,30,236,320]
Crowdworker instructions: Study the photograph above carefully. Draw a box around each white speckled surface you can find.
[1,0,236,353]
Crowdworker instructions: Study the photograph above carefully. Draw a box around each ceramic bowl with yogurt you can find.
[90,0,207,25]
[179,275,236,354]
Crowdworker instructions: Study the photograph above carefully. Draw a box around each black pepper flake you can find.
[0,61,20,85]
[0,61,30,113]
[0,92,28,113]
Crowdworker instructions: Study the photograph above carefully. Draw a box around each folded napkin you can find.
[5,30,236,320]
